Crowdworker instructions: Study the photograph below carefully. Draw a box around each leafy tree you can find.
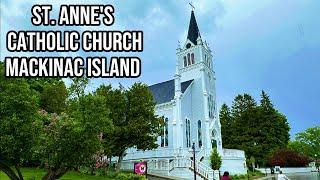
[290,126,320,158]
[220,91,290,167]
[26,78,67,114]
[248,156,256,171]
[267,149,309,167]
[38,78,112,180]
[0,62,41,180]
[96,85,123,159]
[68,77,89,98]
[288,141,312,158]
[210,148,222,170]
[230,94,260,164]
[256,91,290,165]
[96,83,161,172]
[40,82,68,114]
[288,126,319,170]
[219,103,234,148]
[27,78,63,94]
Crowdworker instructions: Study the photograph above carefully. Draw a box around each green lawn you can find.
[0,168,116,180]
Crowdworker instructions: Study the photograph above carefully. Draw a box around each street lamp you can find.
[192,141,196,180]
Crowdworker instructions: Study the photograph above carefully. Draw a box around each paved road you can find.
[260,172,320,180]
[286,173,320,180]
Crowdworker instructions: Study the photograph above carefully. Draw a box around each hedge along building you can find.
[121,10,247,179]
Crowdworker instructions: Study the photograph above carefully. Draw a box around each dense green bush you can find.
[231,171,264,180]
[115,173,146,180]
[210,148,222,170]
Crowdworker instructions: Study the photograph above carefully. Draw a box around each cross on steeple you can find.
[189,1,195,11]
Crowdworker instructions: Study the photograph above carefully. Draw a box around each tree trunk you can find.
[0,160,20,180]
[90,164,95,175]
[54,168,68,179]
[42,169,55,180]
[15,165,24,180]
[116,151,125,172]
[42,167,68,180]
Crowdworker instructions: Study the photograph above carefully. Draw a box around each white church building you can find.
[121,10,247,179]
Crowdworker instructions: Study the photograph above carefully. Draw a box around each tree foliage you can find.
[26,78,67,114]
[219,91,290,166]
[288,126,320,159]
[0,62,41,180]
[219,104,233,148]
[267,149,309,167]
[210,148,222,170]
[40,82,67,114]
[38,78,112,180]
[96,83,161,171]
[0,62,163,179]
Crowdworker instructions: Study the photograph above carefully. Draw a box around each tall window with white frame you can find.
[184,56,187,67]
[191,53,195,64]
[186,119,191,147]
[208,94,215,119]
[198,120,202,147]
[161,118,169,147]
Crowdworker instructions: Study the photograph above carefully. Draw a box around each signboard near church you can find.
[134,162,147,176]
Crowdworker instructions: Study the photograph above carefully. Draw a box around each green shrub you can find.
[231,170,264,180]
[210,148,222,170]
[79,166,91,174]
[115,173,146,180]
[95,168,107,176]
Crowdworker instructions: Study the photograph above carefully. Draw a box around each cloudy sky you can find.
[1,0,319,137]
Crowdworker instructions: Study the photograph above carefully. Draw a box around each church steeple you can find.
[187,10,200,45]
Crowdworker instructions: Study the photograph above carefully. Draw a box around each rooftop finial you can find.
[189,1,195,11]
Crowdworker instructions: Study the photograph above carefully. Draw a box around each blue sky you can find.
[1,0,319,137]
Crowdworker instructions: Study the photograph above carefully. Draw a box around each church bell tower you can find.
[175,9,222,154]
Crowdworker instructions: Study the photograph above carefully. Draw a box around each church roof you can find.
[187,10,200,45]
[149,79,193,104]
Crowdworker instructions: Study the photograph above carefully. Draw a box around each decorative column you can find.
[201,67,211,151]
[173,51,183,150]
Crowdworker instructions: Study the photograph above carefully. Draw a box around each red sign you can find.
[134,162,147,175]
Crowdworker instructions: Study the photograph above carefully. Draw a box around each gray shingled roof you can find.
[149,79,193,104]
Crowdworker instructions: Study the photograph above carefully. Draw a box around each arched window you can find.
[186,119,191,147]
[205,55,207,64]
[184,56,187,67]
[191,53,195,64]
[208,94,214,119]
[211,130,217,148]
[187,53,191,66]
[198,120,202,147]
[161,117,169,147]
[211,139,217,149]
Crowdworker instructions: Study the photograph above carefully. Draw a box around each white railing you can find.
[124,148,191,160]
[223,149,245,158]
[168,157,213,180]
[121,149,216,180]
[169,158,190,169]
[196,147,210,161]
[190,159,214,179]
